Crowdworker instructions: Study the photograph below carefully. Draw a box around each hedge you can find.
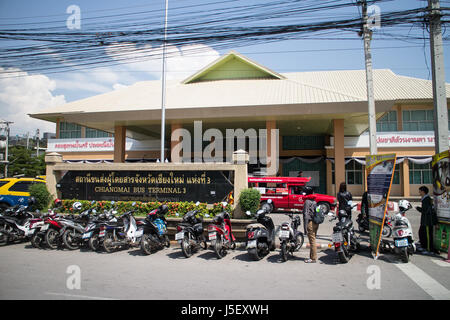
[53,200,233,218]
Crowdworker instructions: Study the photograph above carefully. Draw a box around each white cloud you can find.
[0,68,66,137]
[104,42,220,80]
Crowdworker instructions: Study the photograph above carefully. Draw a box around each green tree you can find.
[0,146,45,177]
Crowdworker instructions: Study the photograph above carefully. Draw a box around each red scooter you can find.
[207,203,235,259]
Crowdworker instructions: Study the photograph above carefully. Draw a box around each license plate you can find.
[332,232,343,243]
[99,231,105,237]
[395,238,408,248]
[208,232,216,240]
[246,240,257,249]
[40,224,49,231]
[82,231,92,239]
[280,230,290,239]
[175,232,184,241]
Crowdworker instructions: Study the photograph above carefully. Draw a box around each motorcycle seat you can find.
[246,223,265,230]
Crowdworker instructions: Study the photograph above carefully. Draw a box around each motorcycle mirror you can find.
[110,201,115,205]
[204,214,210,218]
[131,202,136,207]
[112,210,118,215]
[246,211,251,216]
[195,201,200,206]
[175,212,179,217]
[92,209,97,214]
[91,200,96,204]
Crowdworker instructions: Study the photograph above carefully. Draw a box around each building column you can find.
[266,120,278,176]
[114,125,126,163]
[333,119,345,191]
[326,159,333,195]
[402,159,410,197]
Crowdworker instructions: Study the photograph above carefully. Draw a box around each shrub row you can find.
[53,199,233,218]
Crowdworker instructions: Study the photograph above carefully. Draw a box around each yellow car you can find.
[0,177,46,210]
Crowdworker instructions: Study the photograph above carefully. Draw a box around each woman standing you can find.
[337,182,353,219]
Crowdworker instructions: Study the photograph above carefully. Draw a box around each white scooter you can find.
[392,199,416,263]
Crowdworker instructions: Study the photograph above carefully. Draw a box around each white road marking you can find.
[45,292,115,300]
[392,262,450,300]
[432,259,450,267]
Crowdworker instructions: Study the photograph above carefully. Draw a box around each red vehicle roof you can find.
[248,177,311,184]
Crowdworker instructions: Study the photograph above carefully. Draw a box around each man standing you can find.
[302,186,319,263]
[416,186,439,254]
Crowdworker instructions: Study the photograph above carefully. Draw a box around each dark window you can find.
[8,181,33,192]
[0,181,9,188]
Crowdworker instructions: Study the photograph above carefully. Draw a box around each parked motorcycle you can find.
[208,202,235,259]
[245,199,276,261]
[0,200,39,245]
[278,211,304,262]
[175,202,207,258]
[61,201,97,250]
[330,204,360,263]
[357,210,393,237]
[391,199,415,263]
[82,203,118,251]
[140,204,170,255]
[102,203,143,253]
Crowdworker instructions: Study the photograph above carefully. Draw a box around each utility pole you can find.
[160,0,169,163]
[428,0,448,153]
[361,0,377,155]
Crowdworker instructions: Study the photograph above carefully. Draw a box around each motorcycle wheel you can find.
[88,233,100,251]
[181,234,192,258]
[45,229,59,249]
[248,247,262,261]
[0,223,10,246]
[30,233,42,248]
[401,247,410,263]
[164,234,170,248]
[63,229,80,250]
[338,244,350,263]
[382,224,392,238]
[280,241,288,262]
[102,232,116,253]
[213,235,226,259]
[294,233,304,251]
[140,234,154,255]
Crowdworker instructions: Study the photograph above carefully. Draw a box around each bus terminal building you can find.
[30,51,450,198]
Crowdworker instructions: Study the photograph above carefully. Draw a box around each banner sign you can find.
[57,170,234,203]
[432,150,450,252]
[48,138,160,153]
[366,154,397,258]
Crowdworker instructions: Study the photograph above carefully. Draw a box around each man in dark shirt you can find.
[416,186,439,255]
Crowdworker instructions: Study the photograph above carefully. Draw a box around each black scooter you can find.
[330,205,360,263]
[245,200,276,261]
[140,204,170,255]
[175,202,207,258]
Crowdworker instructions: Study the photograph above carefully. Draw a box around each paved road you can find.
[1,203,449,301]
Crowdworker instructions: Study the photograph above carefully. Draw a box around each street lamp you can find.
[160,0,169,163]
[0,120,13,177]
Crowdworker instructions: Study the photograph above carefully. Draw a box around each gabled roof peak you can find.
[182,50,285,84]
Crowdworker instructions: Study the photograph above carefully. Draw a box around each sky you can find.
[0,0,449,137]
